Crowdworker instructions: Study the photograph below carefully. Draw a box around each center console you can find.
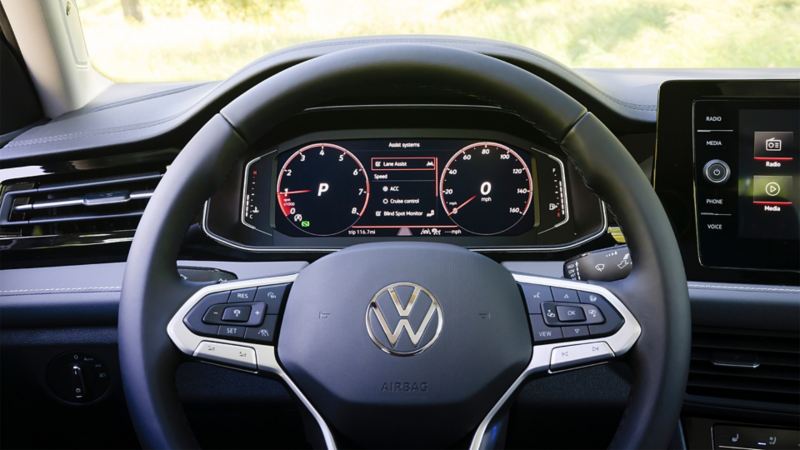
[655,80,799,283]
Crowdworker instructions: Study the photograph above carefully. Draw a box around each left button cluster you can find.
[183,284,288,345]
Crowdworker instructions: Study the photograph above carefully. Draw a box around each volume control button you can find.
[703,159,731,184]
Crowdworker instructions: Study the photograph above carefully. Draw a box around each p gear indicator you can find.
[276,143,370,236]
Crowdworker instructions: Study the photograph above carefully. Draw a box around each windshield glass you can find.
[77,0,800,82]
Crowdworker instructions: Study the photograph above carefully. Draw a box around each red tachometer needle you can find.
[450,194,477,215]
[279,189,312,195]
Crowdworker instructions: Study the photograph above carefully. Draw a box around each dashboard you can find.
[203,107,607,252]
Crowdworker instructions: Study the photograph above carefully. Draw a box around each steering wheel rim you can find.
[119,43,690,449]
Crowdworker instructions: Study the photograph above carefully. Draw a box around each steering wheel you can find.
[119,44,690,449]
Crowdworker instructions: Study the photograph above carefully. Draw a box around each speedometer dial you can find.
[440,142,533,235]
[276,143,370,236]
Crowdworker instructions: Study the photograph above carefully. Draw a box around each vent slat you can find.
[689,328,800,407]
[0,170,163,240]
[691,348,800,368]
[688,379,799,396]
[690,365,800,382]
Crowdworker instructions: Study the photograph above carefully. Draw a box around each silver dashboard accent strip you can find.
[166,274,337,449]
[469,273,641,450]
[14,190,154,211]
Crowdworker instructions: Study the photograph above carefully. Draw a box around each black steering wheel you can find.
[119,44,690,449]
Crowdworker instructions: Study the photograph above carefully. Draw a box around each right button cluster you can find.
[521,283,624,343]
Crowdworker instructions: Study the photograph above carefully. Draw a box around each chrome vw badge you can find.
[366,282,443,356]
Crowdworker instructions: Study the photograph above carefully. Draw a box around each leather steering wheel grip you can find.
[119,43,689,449]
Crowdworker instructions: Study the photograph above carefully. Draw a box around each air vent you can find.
[688,327,800,407]
[0,171,163,241]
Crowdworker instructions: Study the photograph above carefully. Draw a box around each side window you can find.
[0,31,44,138]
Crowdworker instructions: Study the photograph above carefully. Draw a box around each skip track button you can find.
[550,341,613,371]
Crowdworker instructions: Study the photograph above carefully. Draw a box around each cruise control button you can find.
[222,305,251,322]
[521,283,554,313]
[184,291,229,336]
[229,288,256,302]
[550,341,613,371]
[556,305,585,322]
[193,341,257,370]
[529,315,563,343]
[202,304,227,324]
[245,315,279,344]
[244,302,266,326]
[218,325,246,339]
[561,325,590,339]
[255,284,289,314]
[551,287,579,303]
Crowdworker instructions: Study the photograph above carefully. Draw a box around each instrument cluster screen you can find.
[255,139,569,238]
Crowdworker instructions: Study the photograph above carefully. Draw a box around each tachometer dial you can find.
[276,143,370,236]
[440,142,533,235]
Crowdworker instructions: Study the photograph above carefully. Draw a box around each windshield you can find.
[77,0,800,82]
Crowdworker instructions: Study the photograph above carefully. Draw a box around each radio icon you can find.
[754,131,793,158]
[765,137,782,151]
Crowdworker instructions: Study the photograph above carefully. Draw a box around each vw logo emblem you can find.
[366,282,443,356]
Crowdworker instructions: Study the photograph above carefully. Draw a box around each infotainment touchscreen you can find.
[693,99,799,271]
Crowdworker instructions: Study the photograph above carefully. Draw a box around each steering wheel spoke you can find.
[166,274,337,447]
[167,274,294,370]
[470,274,641,449]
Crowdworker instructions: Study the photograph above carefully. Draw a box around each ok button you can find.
[556,305,586,322]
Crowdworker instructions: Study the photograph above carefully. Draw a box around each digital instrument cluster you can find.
[253,139,568,237]
[203,124,608,252]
